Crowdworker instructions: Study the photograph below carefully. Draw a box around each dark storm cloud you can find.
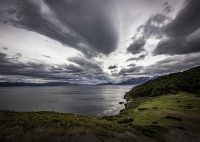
[153,0,200,55]
[127,38,146,54]
[118,53,200,77]
[111,69,118,73]
[67,57,103,72]
[56,64,84,74]
[0,52,110,83]
[127,12,171,55]
[136,13,171,39]
[0,52,46,78]
[2,47,8,50]
[15,0,82,52]
[10,0,118,56]
[118,65,143,76]
[45,0,119,55]
[126,54,146,62]
[107,65,117,70]
[142,54,200,76]
[11,53,22,61]
[0,52,8,63]
[0,52,21,62]
[128,63,136,67]
[0,53,61,80]
[67,56,111,83]
[163,2,173,15]
[126,1,174,55]
[165,0,200,37]
[126,0,200,56]
[153,33,200,55]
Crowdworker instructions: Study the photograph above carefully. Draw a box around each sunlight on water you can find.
[0,85,133,116]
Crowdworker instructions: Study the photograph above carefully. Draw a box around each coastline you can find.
[1,92,199,142]
[1,66,200,142]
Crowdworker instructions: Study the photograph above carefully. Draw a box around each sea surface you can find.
[0,85,133,116]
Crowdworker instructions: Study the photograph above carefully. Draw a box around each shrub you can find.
[138,108,148,111]
[118,117,134,124]
[165,116,182,121]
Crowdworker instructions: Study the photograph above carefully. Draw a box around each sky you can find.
[0,0,200,84]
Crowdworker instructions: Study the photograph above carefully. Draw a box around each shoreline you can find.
[1,92,199,142]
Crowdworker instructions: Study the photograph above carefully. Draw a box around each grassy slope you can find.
[104,92,200,141]
[0,66,200,142]
[0,111,152,142]
[125,66,200,99]
[119,66,200,142]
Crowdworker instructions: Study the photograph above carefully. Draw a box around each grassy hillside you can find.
[104,92,200,142]
[125,66,200,99]
[0,111,157,142]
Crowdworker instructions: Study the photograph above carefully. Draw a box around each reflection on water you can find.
[0,85,133,116]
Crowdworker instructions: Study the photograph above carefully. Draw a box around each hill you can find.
[125,66,200,99]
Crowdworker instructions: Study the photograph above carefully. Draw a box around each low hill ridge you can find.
[125,66,200,99]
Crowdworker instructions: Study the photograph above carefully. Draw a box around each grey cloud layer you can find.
[107,65,118,70]
[143,54,200,76]
[153,32,200,55]
[127,38,146,54]
[126,1,200,56]
[153,0,200,55]
[118,53,200,77]
[45,0,119,55]
[165,0,200,37]
[127,11,172,55]
[5,0,119,56]
[118,65,143,76]
[125,7,173,67]
[0,52,110,84]
[126,54,146,62]
[16,0,81,50]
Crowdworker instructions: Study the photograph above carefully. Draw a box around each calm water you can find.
[0,85,133,116]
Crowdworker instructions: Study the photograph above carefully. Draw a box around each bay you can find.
[0,85,133,116]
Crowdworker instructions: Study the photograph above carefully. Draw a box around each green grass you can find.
[0,111,137,142]
[104,92,200,141]
[0,111,116,130]
[114,93,200,128]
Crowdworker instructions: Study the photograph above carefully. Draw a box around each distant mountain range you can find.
[97,77,154,85]
[0,82,81,87]
[0,77,153,87]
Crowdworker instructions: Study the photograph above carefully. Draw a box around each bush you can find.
[118,117,134,124]
[152,121,158,124]
[175,126,186,130]
[183,104,193,109]
[165,116,182,121]
[152,107,158,109]
[138,108,148,111]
